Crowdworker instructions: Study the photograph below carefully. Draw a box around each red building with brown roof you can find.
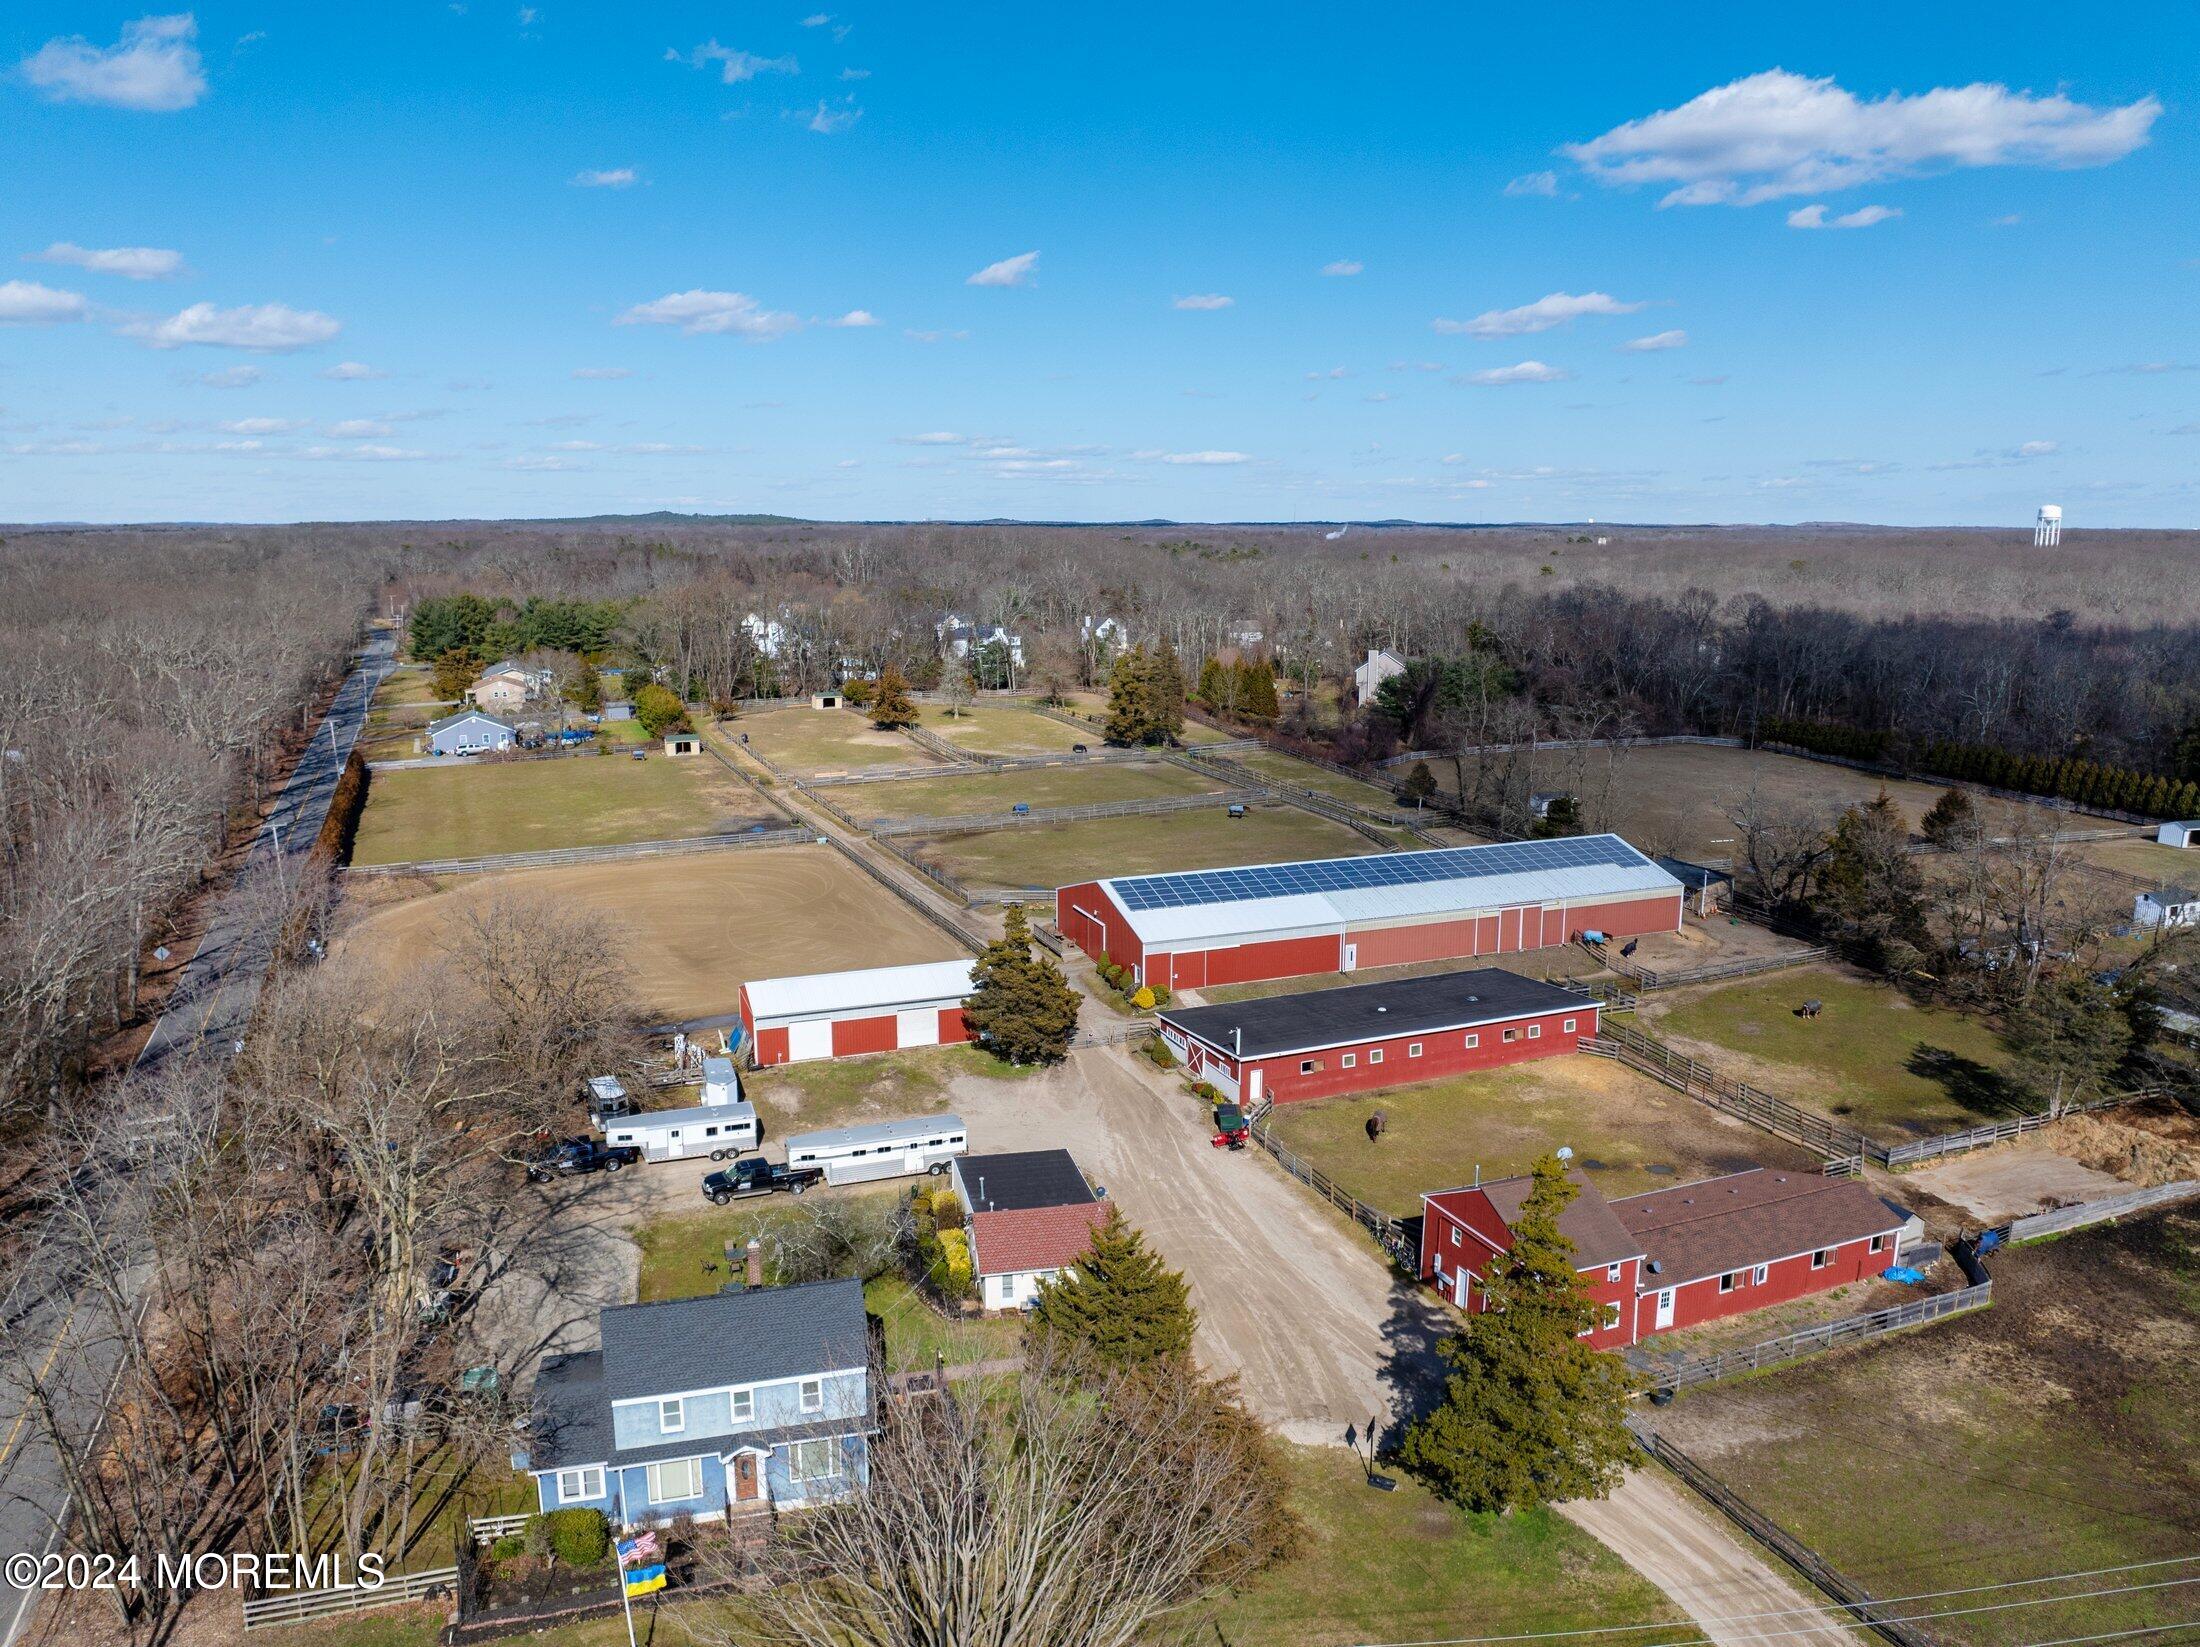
[1420,1167,1908,1348]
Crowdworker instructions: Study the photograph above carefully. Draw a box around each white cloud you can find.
[827,309,879,327]
[571,366,633,379]
[1787,202,1901,229]
[572,167,638,188]
[1390,360,1444,373]
[1321,259,1363,276]
[130,301,341,351]
[326,419,394,438]
[2015,439,2059,457]
[615,289,801,340]
[839,67,869,80]
[321,360,384,380]
[1504,171,1560,197]
[801,13,831,25]
[900,431,967,445]
[1993,212,2024,227]
[300,443,429,462]
[1459,360,1572,386]
[21,14,206,112]
[903,327,968,343]
[806,98,861,134]
[967,250,1039,288]
[1621,329,1689,351]
[1159,450,1249,465]
[1173,293,1233,310]
[29,242,184,280]
[0,280,89,325]
[1306,365,1350,380]
[220,416,302,434]
[198,364,263,387]
[1435,291,1645,339]
[670,41,797,82]
[1563,69,2161,207]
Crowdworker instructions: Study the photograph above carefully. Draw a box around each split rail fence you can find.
[866,788,1264,838]
[343,826,812,878]
[1628,1281,1992,1393]
[1584,1021,1872,1162]
[240,1564,458,1630]
[2003,1178,2200,1242]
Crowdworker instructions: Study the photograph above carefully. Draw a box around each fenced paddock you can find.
[345,825,813,877]
[1599,943,1831,990]
[1585,1021,1871,1162]
[240,1563,457,1629]
[2003,1178,2200,1243]
[1631,1283,1993,1392]
[1247,1106,1412,1266]
[867,789,1264,838]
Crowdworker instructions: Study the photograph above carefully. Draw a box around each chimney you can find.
[745,1239,764,1289]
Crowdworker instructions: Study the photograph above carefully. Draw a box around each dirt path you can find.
[1562,1471,1857,1647]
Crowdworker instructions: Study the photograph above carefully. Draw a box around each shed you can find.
[663,731,701,757]
[811,691,843,710]
[2159,820,2200,849]
[1654,856,1734,917]
[2134,887,2200,930]
[739,960,979,1066]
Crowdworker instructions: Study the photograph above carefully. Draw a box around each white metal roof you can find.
[743,958,977,1026]
[607,1098,757,1134]
[1104,835,1681,948]
[785,1112,969,1153]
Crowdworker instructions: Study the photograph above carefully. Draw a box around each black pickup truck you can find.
[526,1137,642,1182]
[701,1158,824,1205]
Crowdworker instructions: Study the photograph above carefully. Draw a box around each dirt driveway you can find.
[1902,1139,2129,1223]
[944,1044,1448,1446]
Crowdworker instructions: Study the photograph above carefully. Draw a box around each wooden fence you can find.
[1878,1091,2150,1167]
[2003,1178,2200,1243]
[1585,1021,1872,1161]
[1628,1281,1992,1393]
[343,826,814,877]
[240,1563,458,1629]
[1246,1106,1412,1266]
[866,789,1264,837]
[1597,942,1830,990]
[1631,1428,1933,1647]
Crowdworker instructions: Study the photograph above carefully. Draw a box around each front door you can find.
[731,1452,760,1501]
[1246,1068,1263,1107]
[1654,1288,1676,1330]
[1341,942,1358,972]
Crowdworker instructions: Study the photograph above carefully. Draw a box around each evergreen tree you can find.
[2175,719,2200,786]
[1196,655,1227,710]
[1104,647,1154,745]
[870,664,918,729]
[1151,642,1187,743]
[1818,794,1928,973]
[2009,973,2134,1113]
[1396,1154,1632,1512]
[1397,760,1437,807]
[1028,1205,1196,1368]
[632,681,690,736]
[566,659,604,715]
[431,650,480,703]
[1919,786,1978,848]
[1235,659,1279,722]
[963,904,1080,1064]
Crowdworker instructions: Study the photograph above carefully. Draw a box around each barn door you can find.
[1341,943,1358,972]
[1654,1289,1676,1329]
[788,1020,834,1062]
[896,1009,939,1048]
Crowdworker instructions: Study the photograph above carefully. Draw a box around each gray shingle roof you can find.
[426,709,516,735]
[1158,968,1598,1060]
[598,1277,868,1404]
[529,1350,611,1471]
[956,1150,1095,1214]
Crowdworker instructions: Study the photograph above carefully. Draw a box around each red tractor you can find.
[1211,1102,1250,1150]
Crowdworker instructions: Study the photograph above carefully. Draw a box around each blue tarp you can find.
[1882,1266,1927,1285]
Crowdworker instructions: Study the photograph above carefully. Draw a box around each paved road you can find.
[0,632,392,1647]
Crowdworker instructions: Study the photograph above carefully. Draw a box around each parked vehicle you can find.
[784,1114,967,1186]
[1212,1102,1249,1149]
[526,1137,641,1181]
[702,1158,824,1204]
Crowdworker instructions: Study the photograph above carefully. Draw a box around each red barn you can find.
[1057,835,1683,993]
[1421,1168,1908,1348]
[1153,968,1599,1107]
[739,959,976,1066]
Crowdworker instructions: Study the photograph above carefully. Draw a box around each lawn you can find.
[1199,1444,1681,1646]
[733,706,936,775]
[1652,1209,2200,1647]
[1262,1054,1817,1217]
[918,701,1089,756]
[633,1195,1022,1370]
[351,754,771,864]
[851,760,1221,822]
[745,1042,1038,1141]
[369,662,453,710]
[2080,835,2200,887]
[297,1443,533,1577]
[911,802,1378,890]
[1236,748,1404,810]
[1641,964,2030,1138]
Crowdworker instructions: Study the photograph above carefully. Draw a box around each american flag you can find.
[617,1531,659,1564]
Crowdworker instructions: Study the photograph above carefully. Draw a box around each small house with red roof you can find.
[951,1149,1109,1314]
[1420,1166,1907,1348]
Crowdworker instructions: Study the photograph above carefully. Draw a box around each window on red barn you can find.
[1527,1025,1541,1040]
[1811,1249,1832,1269]
[1369,1048,1384,1064]
[1341,1053,1356,1069]
[1870,1234,1889,1252]
[1719,1272,1738,1294]
[1465,1033,1478,1048]
[1752,1264,1769,1285]
[1408,1042,1422,1057]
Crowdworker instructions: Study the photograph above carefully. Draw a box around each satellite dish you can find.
[1556,1146,1574,1161]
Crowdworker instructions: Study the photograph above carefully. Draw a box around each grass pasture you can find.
[918,701,1089,756]
[333,846,965,1020]
[1262,1054,1816,1217]
[1641,964,2028,1138]
[1653,1209,2200,1647]
[1235,747,1404,809]
[734,705,935,775]
[368,661,452,710]
[850,760,1223,822]
[2079,834,2199,888]
[906,801,1378,890]
[351,751,776,865]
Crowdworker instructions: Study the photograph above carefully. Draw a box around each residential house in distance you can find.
[1081,615,1129,656]
[2157,820,2200,849]
[952,1149,1108,1313]
[424,709,516,756]
[1420,1167,1907,1349]
[2135,886,2200,930]
[467,658,549,712]
[527,1276,871,1527]
[1353,648,1405,704]
[743,612,792,660]
[937,613,1026,673]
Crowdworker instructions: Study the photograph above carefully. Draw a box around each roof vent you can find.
[1376,1005,1388,1013]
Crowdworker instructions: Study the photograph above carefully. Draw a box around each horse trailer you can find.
[783,1114,969,1187]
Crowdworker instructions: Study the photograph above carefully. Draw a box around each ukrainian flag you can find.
[623,1562,667,1598]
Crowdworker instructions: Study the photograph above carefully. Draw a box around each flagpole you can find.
[615,1533,639,1647]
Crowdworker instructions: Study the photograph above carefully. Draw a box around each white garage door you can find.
[896,1008,940,1049]
[787,1020,835,1062]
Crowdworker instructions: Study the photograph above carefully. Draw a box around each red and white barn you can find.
[1421,1167,1908,1350]
[1154,968,1599,1107]
[1058,836,1682,993]
[739,959,976,1066]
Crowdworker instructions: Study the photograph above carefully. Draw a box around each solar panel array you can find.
[1110,835,1648,912]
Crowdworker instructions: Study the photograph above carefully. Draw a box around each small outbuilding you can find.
[425,709,518,756]
[739,959,979,1066]
[2159,820,2200,849]
[1654,856,1734,917]
[2134,886,2200,930]
[663,731,701,757]
[811,691,843,710]
[1155,967,1600,1107]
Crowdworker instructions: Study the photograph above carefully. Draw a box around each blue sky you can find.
[3,3,2195,525]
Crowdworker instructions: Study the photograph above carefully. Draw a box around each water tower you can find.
[2034,504,2062,547]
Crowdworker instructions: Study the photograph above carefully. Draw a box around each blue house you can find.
[525,1278,872,1527]
[424,709,517,756]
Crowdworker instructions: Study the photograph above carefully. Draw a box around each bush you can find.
[840,678,875,707]
[1132,985,1156,1011]
[930,1189,965,1232]
[527,1508,609,1568]
[1142,1035,1177,1069]
[931,1227,974,1297]
[1149,985,1171,1008]
[489,1534,524,1561]
[1190,1080,1220,1102]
